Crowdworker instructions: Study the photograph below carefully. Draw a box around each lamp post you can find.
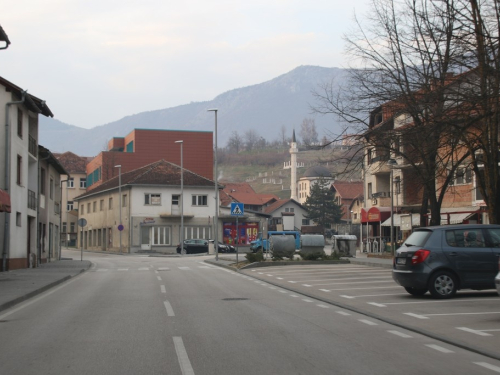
[115,165,122,254]
[208,108,219,261]
[175,141,184,253]
[59,179,68,261]
[387,159,398,256]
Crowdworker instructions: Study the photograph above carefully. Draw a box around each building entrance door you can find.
[141,227,151,250]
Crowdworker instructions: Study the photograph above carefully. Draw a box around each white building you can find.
[74,160,217,253]
[0,75,55,270]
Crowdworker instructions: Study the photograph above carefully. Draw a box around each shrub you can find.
[245,251,264,263]
[298,251,324,261]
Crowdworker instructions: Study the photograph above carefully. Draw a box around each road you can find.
[1,250,500,374]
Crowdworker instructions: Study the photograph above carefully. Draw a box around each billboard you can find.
[222,222,259,245]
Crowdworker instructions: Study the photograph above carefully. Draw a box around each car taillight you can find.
[411,249,430,265]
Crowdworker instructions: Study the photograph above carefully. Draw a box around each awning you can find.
[361,206,393,223]
[440,212,475,225]
[382,213,421,227]
[0,189,11,213]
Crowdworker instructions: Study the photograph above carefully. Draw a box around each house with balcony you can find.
[0,75,55,270]
[74,159,217,254]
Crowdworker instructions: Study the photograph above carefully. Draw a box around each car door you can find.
[442,228,493,287]
[485,228,500,279]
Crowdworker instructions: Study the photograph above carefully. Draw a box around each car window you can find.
[403,230,431,247]
[486,229,500,248]
[445,229,485,248]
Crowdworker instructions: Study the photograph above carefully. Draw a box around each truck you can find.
[250,231,301,252]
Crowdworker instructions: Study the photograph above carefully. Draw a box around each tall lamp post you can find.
[387,159,398,256]
[175,141,184,253]
[115,165,122,254]
[207,108,219,261]
[59,179,68,261]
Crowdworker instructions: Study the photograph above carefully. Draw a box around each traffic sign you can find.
[118,224,124,231]
[230,202,244,216]
[77,218,87,227]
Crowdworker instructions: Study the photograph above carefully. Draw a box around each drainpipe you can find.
[3,91,26,271]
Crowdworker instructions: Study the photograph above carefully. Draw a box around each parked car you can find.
[393,224,500,299]
[176,239,209,255]
[209,240,236,253]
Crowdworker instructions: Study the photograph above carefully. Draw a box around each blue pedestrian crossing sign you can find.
[230,202,244,216]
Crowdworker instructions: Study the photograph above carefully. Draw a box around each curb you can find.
[241,260,350,270]
[0,264,91,314]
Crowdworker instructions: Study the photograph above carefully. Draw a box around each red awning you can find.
[361,207,392,223]
[0,189,11,213]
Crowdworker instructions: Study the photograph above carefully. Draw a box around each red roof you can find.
[221,182,279,206]
[331,181,364,199]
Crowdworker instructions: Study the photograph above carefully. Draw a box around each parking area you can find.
[241,264,500,357]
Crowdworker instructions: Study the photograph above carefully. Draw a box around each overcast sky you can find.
[1,0,370,129]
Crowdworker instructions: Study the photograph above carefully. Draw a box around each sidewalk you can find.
[0,259,91,313]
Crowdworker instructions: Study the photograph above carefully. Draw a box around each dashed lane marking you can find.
[164,301,175,317]
[117,268,128,271]
[96,269,108,272]
[178,267,191,270]
[388,330,412,338]
[157,276,162,281]
[173,337,195,375]
[302,299,313,303]
[336,311,351,316]
[304,280,394,287]
[425,344,454,353]
[317,304,330,308]
[359,319,378,326]
[138,267,149,271]
[474,362,500,373]
[403,312,500,320]
[367,298,497,307]
[341,293,406,299]
[457,327,493,337]
[160,285,166,293]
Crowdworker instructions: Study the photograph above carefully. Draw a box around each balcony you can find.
[28,135,37,157]
[28,189,37,210]
[368,156,392,174]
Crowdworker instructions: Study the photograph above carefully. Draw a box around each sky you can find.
[1,0,371,129]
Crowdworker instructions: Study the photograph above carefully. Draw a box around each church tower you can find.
[290,130,298,200]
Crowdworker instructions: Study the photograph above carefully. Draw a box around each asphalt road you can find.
[1,250,500,374]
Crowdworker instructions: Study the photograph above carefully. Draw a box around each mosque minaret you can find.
[289,129,298,200]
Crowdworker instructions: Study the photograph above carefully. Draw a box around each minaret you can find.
[290,130,298,200]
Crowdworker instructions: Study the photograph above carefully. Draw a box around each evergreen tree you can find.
[303,178,343,228]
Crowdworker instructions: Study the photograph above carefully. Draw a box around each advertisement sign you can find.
[223,222,259,245]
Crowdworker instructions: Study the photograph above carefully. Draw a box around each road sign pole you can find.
[81,225,83,261]
[236,216,239,264]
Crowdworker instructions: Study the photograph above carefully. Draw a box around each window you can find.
[17,108,23,138]
[67,178,74,188]
[81,205,84,214]
[16,155,22,185]
[62,222,67,233]
[122,194,127,207]
[50,178,54,200]
[87,203,91,213]
[70,222,75,233]
[449,166,473,186]
[93,201,97,212]
[126,141,134,152]
[302,219,310,225]
[16,212,21,227]
[368,183,372,199]
[445,229,485,248]
[151,226,171,245]
[109,197,113,209]
[145,193,161,205]
[80,177,87,188]
[40,168,46,195]
[192,195,207,206]
[487,229,500,248]
[100,200,104,211]
[172,195,180,205]
[67,201,74,211]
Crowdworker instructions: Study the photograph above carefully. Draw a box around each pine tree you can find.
[303,178,343,228]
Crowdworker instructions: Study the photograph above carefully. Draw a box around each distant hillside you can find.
[39,65,348,156]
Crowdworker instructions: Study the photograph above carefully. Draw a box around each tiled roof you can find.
[264,198,305,214]
[75,159,214,199]
[55,151,90,174]
[221,182,279,206]
[331,181,364,200]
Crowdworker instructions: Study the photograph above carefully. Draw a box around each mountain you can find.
[39,65,347,156]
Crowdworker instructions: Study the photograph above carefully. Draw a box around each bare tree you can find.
[299,118,319,146]
[226,131,243,154]
[279,125,288,147]
[243,129,259,152]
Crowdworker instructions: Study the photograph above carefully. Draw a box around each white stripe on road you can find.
[96,269,108,272]
[290,295,299,298]
[317,304,330,308]
[403,312,500,320]
[359,319,378,326]
[157,276,162,281]
[164,301,175,317]
[368,298,497,307]
[173,337,195,375]
[138,267,149,271]
[302,299,313,302]
[404,313,428,319]
[117,268,129,271]
[160,285,166,293]
[474,362,500,373]
[178,267,191,270]
[341,293,406,299]
[320,286,401,292]
[388,330,412,338]
[290,275,391,283]
[457,327,492,337]
[158,267,170,271]
[305,280,394,287]
[336,311,351,316]
[425,344,454,353]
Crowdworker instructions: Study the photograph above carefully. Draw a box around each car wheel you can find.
[428,271,457,299]
[181,248,187,255]
[404,287,428,296]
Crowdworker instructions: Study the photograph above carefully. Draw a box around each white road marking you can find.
[288,281,297,283]
[96,269,108,272]
[279,290,288,293]
[198,266,214,269]
[267,274,273,276]
[157,276,162,281]
[117,268,129,271]
[288,275,391,283]
[340,295,355,299]
[319,289,331,292]
[276,277,283,280]
[367,298,496,307]
[160,285,166,293]
[158,267,170,271]
[359,319,378,326]
[178,267,191,270]
[457,327,492,336]
[302,284,312,287]
[388,330,412,338]
[342,293,406,299]
[367,302,387,307]
[173,337,195,375]
[336,311,351,316]
[404,313,428,319]
[425,344,454,353]
[317,304,330,308]
[290,295,299,298]
[302,299,313,302]
[269,287,276,289]
[164,301,175,316]
[138,267,149,271]
[306,280,394,287]
[322,286,401,292]
[474,362,500,373]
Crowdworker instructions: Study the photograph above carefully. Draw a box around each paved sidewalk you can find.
[0,259,91,313]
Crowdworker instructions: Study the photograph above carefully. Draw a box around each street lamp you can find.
[208,108,219,261]
[59,179,69,261]
[115,165,122,254]
[387,159,398,256]
[175,141,184,254]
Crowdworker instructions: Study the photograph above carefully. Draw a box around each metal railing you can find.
[28,189,37,210]
[28,135,37,157]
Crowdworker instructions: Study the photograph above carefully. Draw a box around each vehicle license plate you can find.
[396,258,406,265]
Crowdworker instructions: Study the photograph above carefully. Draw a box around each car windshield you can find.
[403,230,432,247]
